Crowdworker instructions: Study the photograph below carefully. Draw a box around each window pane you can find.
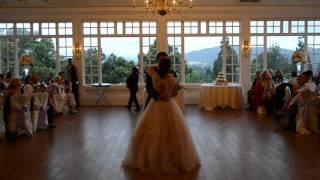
[101,37,139,84]
[18,38,57,80]
[0,39,15,74]
[184,36,223,83]
[59,38,73,73]
[84,37,98,84]
[267,36,303,81]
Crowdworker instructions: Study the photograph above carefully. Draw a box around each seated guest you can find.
[313,71,320,86]
[292,70,316,94]
[0,74,4,89]
[10,90,33,137]
[0,82,5,140]
[58,71,65,81]
[32,84,49,132]
[247,71,261,110]
[3,78,21,141]
[288,70,318,134]
[273,70,283,84]
[288,71,298,86]
[282,75,303,131]
[268,69,274,80]
[58,72,66,96]
[64,80,78,114]
[47,72,55,85]
[295,89,319,135]
[274,83,293,113]
[4,72,13,89]
[22,74,39,96]
[292,75,303,95]
[48,76,64,114]
[252,71,275,114]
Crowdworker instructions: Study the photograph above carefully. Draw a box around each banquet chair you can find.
[9,94,33,136]
[296,90,319,135]
[0,95,5,138]
[32,92,49,132]
[274,83,293,112]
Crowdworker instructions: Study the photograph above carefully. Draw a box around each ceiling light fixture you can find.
[134,0,193,16]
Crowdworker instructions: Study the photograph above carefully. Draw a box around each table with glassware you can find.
[199,83,243,110]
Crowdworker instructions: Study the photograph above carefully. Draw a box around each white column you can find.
[0,41,2,74]
[72,18,82,84]
[222,22,226,74]
[304,22,309,71]
[14,39,19,77]
[156,17,168,53]
[240,18,251,103]
[263,21,268,71]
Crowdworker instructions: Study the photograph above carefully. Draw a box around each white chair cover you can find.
[9,94,33,136]
[32,92,49,132]
[0,95,5,135]
[296,90,319,134]
[48,83,64,113]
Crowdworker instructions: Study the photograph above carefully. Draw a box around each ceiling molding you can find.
[1,0,320,8]
[1,5,320,21]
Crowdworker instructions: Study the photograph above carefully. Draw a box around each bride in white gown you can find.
[123,58,200,174]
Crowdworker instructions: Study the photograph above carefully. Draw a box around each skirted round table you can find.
[199,83,243,110]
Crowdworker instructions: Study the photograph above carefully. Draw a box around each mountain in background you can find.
[185,47,221,66]
[185,47,319,67]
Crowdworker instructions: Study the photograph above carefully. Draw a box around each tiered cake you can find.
[215,72,228,85]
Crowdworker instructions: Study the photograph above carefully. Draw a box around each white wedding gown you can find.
[123,73,200,174]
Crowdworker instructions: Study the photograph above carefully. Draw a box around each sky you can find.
[101,37,139,62]
[267,36,302,50]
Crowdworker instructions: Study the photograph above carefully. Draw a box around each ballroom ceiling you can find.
[0,0,319,7]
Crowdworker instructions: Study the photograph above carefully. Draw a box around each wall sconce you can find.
[73,42,81,60]
[242,40,250,57]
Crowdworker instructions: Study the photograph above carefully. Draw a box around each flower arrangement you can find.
[19,55,33,66]
[291,51,306,64]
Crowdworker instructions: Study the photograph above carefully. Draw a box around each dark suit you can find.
[126,73,140,110]
[144,73,159,108]
[144,69,177,109]
[67,63,79,106]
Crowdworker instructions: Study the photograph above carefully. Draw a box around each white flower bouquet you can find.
[19,55,33,66]
[291,51,306,64]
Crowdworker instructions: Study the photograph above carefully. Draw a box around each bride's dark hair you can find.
[157,58,171,78]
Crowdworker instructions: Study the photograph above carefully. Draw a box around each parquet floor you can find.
[1,106,320,180]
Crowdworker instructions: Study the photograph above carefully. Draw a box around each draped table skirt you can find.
[199,83,243,110]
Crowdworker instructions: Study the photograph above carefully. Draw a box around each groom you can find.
[144,52,177,109]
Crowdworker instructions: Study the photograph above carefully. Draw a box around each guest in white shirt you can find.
[289,70,316,106]
[22,74,39,96]
[297,70,316,93]
[288,70,318,135]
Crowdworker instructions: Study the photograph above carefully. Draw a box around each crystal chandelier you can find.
[139,0,193,16]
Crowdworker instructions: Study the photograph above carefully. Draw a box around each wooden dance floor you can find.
[1,106,320,180]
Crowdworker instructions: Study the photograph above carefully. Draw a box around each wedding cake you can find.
[215,72,228,85]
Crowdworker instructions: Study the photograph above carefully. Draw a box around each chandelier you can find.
[138,0,193,16]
